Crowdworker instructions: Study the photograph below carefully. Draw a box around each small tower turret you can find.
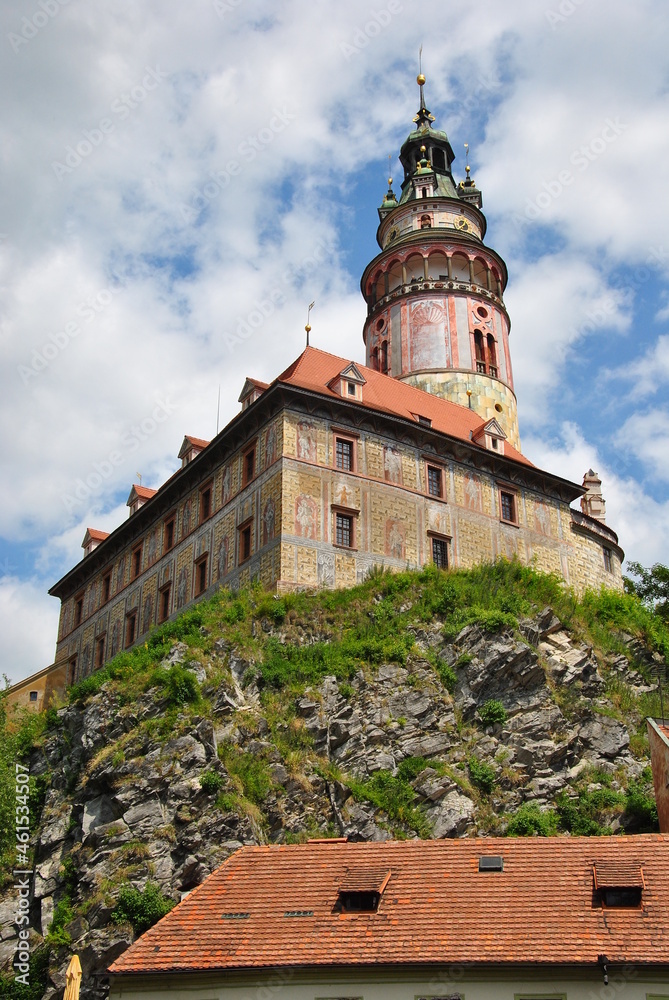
[581,469,607,523]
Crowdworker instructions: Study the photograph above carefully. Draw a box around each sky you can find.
[2,0,669,686]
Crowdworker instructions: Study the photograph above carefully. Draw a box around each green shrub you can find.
[506,802,558,837]
[45,897,74,948]
[349,769,430,837]
[468,756,496,795]
[0,946,49,1000]
[478,699,507,726]
[437,662,457,692]
[624,780,659,832]
[149,664,200,707]
[199,770,223,795]
[397,756,429,782]
[111,882,175,935]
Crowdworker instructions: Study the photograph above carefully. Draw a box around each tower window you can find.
[239,522,252,563]
[159,584,171,622]
[474,330,485,373]
[195,555,208,596]
[200,484,212,522]
[603,547,613,573]
[125,612,137,649]
[432,148,445,170]
[420,214,432,229]
[380,340,389,374]
[243,448,255,486]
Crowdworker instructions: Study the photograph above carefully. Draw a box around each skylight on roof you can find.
[479,855,504,872]
[593,863,645,908]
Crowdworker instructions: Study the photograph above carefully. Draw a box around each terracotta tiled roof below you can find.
[109,836,669,976]
[276,347,533,467]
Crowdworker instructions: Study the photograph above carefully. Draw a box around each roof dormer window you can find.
[593,863,644,908]
[329,363,366,402]
[334,868,391,913]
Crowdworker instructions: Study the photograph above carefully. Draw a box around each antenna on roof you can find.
[216,384,221,436]
[305,301,315,347]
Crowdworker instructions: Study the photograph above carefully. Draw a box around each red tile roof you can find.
[109,836,669,975]
[184,435,210,449]
[276,347,533,466]
[83,528,109,542]
[130,485,158,501]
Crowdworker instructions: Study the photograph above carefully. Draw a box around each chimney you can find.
[647,718,669,833]
[580,469,606,523]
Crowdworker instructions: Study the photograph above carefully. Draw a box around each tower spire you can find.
[413,49,435,130]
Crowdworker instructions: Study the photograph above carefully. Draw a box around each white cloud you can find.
[0,577,59,688]
[616,410,669,483]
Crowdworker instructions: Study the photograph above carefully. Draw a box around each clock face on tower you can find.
[456,217,470,232]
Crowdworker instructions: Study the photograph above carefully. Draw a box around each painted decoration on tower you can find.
[216,536,229,580]
[176,566,189,609]
[317,551,335,587]
[263,498,276,545]
[294,494,318,539]
[384,446,403,484]
[264,423,277,468]
[222,465,232,505]
[147,526,159,565]
[296,421,317,462]
[81,643,91,676]
[385,519,406,560]
[410,300,449,370]
[428,504,449,537]
[464,472,482,512]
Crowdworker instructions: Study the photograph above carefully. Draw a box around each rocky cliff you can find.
[0,563,665,1000]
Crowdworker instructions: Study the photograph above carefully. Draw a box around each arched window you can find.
[432,148,445,171]
[487,335,498,376]
[370,346,379,371]
[380,340,389,374]
[474,330,485,373]
[420,214,432,229]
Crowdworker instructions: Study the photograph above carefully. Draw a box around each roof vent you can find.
[335,867,391,913]
[479,855,504,872]
[593,863,644,908]
[284,910,314,917]
[222,911,250,920]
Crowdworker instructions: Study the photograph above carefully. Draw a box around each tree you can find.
[624,562,669,621]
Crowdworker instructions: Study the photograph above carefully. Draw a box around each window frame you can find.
[95,634,106,670]
[195,553,209,596]
[238,518,253,564]
[74,593,84,627]
[163,514,176,554]
[429,532,450,570]
[498,486,519,526]
[158,583,172,623]
[242,443,257,487]
[102,572,111,604]
[200,482,213,523]
[125,611,137,649]
[426,463,444,499]
[131,543,143,579]
[603,547,613,573]
[332,505,359,550]
[335,436,355,472]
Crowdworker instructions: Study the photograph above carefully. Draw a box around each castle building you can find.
[31,76,623,692]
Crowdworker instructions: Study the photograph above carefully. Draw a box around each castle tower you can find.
[360,74,520,449]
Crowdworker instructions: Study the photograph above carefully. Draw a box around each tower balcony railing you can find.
[368,278,505,315]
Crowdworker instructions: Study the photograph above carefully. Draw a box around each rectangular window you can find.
[239,523,252,563]
[29,691,38,702]
[164,516,175,553]
[102,573,111,604]
[200,485,212,522]
[125,612,137,649]
[603,547,613,573]
[336,437,354,471]
[159,584,171,623]
[95,635,106,670]
[195,555,208,596]
[68,658,77,685]
[243,446,256,486]
[336,513,353,548]
[432,537,448,569]
[74,596,83,627]
[132,545,142,578]
[347,381,357,396]
[500,489,518,524]
[427,465,443,498]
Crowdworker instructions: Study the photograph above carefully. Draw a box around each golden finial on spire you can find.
[305,301,315,346]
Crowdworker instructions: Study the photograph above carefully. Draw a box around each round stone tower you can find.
[360,75,520,449]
